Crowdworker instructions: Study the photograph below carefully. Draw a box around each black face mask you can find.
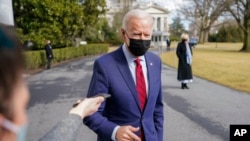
[125,33,151,56]
[182,39,187,42]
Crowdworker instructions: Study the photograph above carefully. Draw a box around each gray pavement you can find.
[26,52,250,141]
[162,65,250,141]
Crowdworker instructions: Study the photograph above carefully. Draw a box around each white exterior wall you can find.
[144,9,169,48]
[105,1,170,48]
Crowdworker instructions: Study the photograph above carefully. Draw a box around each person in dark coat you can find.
[176,33,193,89]
[44,40,53,69]
[166,37,171,51]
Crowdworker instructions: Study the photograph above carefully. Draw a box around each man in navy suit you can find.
[84,9,164,141]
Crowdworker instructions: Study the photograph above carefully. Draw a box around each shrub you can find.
[25,44,108,69]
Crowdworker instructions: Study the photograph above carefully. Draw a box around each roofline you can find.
[133,3,169,14]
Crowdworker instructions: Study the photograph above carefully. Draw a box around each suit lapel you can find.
[115,47,141,112]
[144,53,154,111]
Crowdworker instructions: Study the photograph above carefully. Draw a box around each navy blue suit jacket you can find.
[84,46,164,141]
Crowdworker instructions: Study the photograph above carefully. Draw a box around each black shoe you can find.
[181,83,185,89]
[184,84,189,89]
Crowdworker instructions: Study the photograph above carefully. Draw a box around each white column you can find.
[160,16,164,32]
[158,17,161,31]
[163,16,166,32]
[157,17,160,31]
[154,16,157,31]
[165,16,168,32]
[152,17,155,31]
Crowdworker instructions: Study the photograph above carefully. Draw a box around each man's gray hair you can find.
[122,9,153,30]
[181,33,189,41]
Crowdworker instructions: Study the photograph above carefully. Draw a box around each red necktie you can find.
[135,58,147,111]
[135,58,147,140]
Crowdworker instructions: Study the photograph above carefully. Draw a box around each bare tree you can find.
[112,0,134,31]
[222,0,250,52]
[179,0,228,43]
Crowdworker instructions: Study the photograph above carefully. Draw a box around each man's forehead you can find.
[129,17,151,24]
[130,30,151,34]
[128,22,152,29]
[127,26,152,33]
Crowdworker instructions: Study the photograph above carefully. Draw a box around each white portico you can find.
[133,3,170,48]
[105,1,170,48]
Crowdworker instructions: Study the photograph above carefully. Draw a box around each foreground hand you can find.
[69,96,104,118]
[116,125,141,141]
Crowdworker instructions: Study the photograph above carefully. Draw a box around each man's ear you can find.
[121,29,125,35]
[120,29,126,41]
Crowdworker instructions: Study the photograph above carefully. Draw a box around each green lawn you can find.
[160,42,250,93]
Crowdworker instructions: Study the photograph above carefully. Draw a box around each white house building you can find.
[106,0,170,47]
[134,2,170,47]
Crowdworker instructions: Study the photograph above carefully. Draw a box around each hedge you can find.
[24,44,109,69]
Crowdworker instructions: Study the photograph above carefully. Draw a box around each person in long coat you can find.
[176,33,193,89]
[166,37,171,51]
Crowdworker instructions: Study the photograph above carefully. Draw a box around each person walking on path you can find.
[166,37,171,51]
[44,40,53,69]
[176,33,193,89]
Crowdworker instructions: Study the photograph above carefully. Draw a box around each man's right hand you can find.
[116,125,141,141]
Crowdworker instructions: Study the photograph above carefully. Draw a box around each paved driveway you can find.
[26,52,250,141]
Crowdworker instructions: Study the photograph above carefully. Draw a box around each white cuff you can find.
[111,126,120,141]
